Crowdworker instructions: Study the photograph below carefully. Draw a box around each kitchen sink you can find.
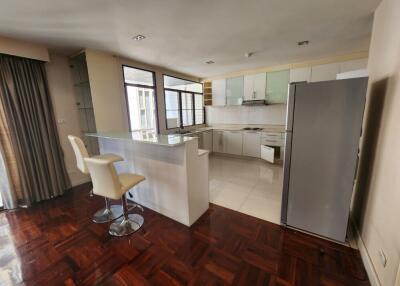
[171,130,191,135]
[242,127,263,131]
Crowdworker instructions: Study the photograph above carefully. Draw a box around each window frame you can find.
[163,74,205,130]
[122,65,159,132]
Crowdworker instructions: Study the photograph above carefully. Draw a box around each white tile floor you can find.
[209,154,283,224]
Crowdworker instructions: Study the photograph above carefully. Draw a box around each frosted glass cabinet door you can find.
[226,76,244,105]
[266,70,290,104]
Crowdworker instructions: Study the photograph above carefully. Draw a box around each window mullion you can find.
[178,91,183,128]
[192,92,195,126]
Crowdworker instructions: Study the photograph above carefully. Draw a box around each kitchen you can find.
[67,49,369,237]
[173,57,368,226]
[2,0,396,284]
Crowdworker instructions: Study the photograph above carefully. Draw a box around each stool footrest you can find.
[92,205,123,223]
[109,214,144,236]
[127,202,144,213]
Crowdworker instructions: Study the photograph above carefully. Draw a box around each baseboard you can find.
[352,222,381,286]
[67,170,91,187]
[71,177,91,187]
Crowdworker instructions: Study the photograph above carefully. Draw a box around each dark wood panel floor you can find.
[0,183,369,285]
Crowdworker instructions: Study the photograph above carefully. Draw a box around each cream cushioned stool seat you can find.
[84,157,146,236]
[68,135,124,223]
[68,135,123,175]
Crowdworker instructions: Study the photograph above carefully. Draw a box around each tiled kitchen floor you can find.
[209,154,283,224]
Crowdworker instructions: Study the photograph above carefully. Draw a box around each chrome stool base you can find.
[109,214,144,236]
[92,205,123,223]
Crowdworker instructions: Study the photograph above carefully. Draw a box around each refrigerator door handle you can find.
[281,131,293,225]
[286,83,297,132]
[281,83,297,225]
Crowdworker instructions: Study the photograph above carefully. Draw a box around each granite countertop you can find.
[86,131,195,147]
[87,125,285,146]
[183,125,285,135]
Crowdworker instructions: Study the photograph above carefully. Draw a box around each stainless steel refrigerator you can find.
[281,78,368,242]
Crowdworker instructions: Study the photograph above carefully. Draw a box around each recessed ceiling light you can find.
[298,40,309,46]
[206,60,215,64]
[133,34,146,41]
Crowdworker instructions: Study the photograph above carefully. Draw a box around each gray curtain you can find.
[0,54,70,207]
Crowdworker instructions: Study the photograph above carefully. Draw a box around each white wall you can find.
[205,104,286,126]
[352,0,400,284]
[85,49,127,133]
[83,49,201,134]
[46,53,89,186]
[397,267,400,286]
[0,36,49,61]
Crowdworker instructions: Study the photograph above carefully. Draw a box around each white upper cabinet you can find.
[212,79,226,106]
[253,73,267,100]
[243,75,254,100]
[310,63,340,82]
[289,67,311,83]
[244,73,266,100]
[339,59,368,73]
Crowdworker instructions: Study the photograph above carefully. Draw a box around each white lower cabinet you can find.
[202,131,213,152]
[211,129,284,160]
[212,130,224,153]
[261,145,275,163]
[242,131,261,157]
[261,132,285,161]
[224,131,243,155]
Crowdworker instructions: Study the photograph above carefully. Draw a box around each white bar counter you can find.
[87,131,210,226]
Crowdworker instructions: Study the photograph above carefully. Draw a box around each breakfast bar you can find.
[87,131,210,226]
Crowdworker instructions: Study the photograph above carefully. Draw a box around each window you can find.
[123,66,157,132]
[194,93,204,125]
[165,90,180,128]
[181,93,194,126]
[163,75,204,129]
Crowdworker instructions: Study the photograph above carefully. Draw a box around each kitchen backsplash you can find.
[205,104,286,125]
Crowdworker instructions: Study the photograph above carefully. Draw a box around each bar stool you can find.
[68,135,124,223]
[84,157,146,236]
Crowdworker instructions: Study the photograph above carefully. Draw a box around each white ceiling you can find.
[0,0,380,78]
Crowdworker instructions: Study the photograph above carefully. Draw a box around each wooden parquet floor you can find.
[0,183,370,285]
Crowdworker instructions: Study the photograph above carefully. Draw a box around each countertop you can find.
[87,125,285,147]
[86,131,194,147]
[180,124,286,135]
